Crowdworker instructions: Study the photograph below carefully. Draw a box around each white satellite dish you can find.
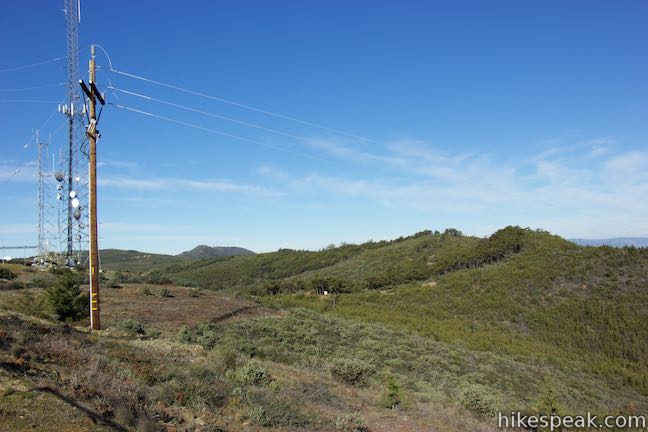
[72,198,80,208]
[69,191,77,198]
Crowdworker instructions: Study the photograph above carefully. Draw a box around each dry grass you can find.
[0,371,115,432]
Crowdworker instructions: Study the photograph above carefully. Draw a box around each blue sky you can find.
[1,1,647,255]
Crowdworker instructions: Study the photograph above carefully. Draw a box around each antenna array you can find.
[57,0,88,266]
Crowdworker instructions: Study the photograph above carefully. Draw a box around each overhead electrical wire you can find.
[0,99,61,104]
[108,102,330,162]
[48,118,69,140]
[20,98,69,153]
[38,98,68,133]
[0,56,66,73]
[0,83,65,92]
[98,65,372,143]
[103,84,309,142]
[0,168,22,185]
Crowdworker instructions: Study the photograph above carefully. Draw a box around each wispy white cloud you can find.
[97,159,139,171]
[305,137,405,166]
[0,223,35,235]
[100,222,193,234]
[99,176,276,196]
[603,151,648,184]
[0,160,37,182]
[99,177,165,189]
[260,135,648,237]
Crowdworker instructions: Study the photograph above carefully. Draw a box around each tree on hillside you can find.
[443,228,463,237]
[46,274,88,322]
[312,278,329,295]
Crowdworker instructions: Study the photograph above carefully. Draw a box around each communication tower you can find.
[58,0,88,266]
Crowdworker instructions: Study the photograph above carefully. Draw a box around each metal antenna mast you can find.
[37,129,45,261]
[59,0,88,266]
[37,131,60,266]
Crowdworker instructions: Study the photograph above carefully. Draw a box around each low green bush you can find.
[173,278,198,288]
[139,286,152,296]
[28,276,54,289]
[113,319,146,335]
[144,270,172,285]
[159,287,172,298]
[178,323,220,349]
[207,346,239,373]
[533,380,565,417]
[335,413,368,432]
[0,280,27,290]
[0,267,17,280]
[460,386,498,416]
[245,388,312,428]
[236,362,271,386]
[152,368,230,411]
[381,375,402,409]
[329,357,374,386]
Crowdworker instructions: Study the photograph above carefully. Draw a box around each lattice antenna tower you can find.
[58,0,88,266]
[36,130,61,265]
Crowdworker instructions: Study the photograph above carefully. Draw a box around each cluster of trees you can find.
[263,260,432,296]
[364,261,430,290]
[432,226,544,274]
[264,277,354,296]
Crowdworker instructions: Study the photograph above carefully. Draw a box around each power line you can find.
[0,168,22,189]
[48,118,69,140]
[103,84,308,142]
[18,99,67,154]
[99,66,371,142]
[0,99,61,104]
[0,56,66,73]
[38,98,68,133]
[109,102,330,162]
[0,83,66,92]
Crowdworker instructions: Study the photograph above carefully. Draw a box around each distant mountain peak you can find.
[569,237,648,248]
[176,245,255,259]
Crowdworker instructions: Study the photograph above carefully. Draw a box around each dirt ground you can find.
[101,283,273,334]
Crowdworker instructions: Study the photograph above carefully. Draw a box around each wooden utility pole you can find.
[80,45,105,330]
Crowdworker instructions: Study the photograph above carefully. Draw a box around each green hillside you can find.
[159,229,477,291]
[98,248,181,272]
[159,226,648,398]
[177,245,255,259]
[2,226,648,431]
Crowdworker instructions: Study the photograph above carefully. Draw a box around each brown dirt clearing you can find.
[101,283,273,334]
